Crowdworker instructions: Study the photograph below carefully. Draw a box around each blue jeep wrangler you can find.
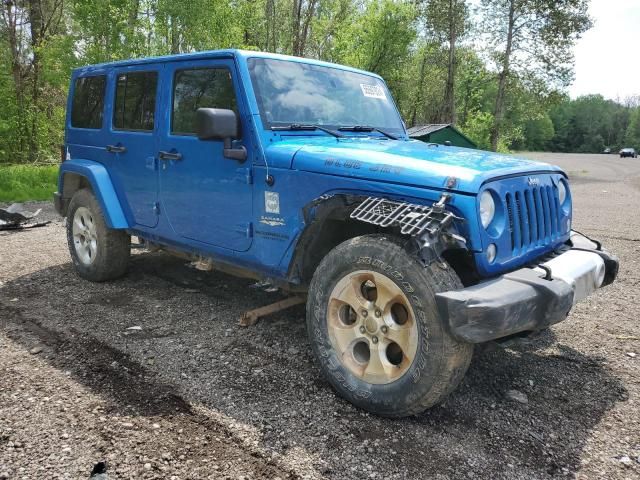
[55,50,618,417]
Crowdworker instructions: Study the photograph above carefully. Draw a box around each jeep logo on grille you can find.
[527,177,540,187]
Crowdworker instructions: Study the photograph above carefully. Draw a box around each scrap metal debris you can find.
[191,258,214,271]
[0,203,50,231]
[250,280,279,292]
[239,296,306,327]
[89,461,109,480]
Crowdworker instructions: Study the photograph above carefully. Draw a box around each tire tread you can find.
[307,234,473,417]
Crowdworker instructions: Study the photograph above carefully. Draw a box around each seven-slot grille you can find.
[504,185,562,253]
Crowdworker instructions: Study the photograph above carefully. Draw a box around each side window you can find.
[71,75,106,129]
[113,71,158,131]
[172,68,237,135]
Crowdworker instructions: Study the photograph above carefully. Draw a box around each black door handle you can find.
[158,150,182,161]
[106,144,126,153]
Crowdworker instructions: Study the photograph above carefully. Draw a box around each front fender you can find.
[58,159,128,229]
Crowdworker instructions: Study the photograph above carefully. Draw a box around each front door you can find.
[157,59,253,251]
[105,65,161,228]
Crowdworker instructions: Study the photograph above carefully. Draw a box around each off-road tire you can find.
[66,188,130,282]
[307,234,473,417]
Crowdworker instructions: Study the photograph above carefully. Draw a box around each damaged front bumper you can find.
[435,232,619,344]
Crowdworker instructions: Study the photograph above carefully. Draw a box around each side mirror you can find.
[196,108,238,140]
[196,108,247,162]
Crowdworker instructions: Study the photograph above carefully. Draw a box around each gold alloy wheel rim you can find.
[327,270,419,385]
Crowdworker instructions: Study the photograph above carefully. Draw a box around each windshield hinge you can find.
[235,167,253,185]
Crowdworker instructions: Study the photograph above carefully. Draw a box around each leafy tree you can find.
[546,95,637,153]
[290,0,318,55]
[478,0,591,151]
[455,48,494,126]
[522,114,554,151]
[0,0,70,162]
[0,0,633,163]
[305,0,353,59]
[400,41,447,126]
[72,0,143,62]
[420,0,468,124]
[625,108,640,150]
[547,98,573,152]
[460,111,494,150]
[333,0,417,89]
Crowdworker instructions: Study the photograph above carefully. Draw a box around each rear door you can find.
[157,58,253,250]
[66,73,110,167]
[104,65,161,228]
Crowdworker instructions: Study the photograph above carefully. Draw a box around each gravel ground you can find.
[1,152,638,479]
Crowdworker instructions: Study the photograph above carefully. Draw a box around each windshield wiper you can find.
[338,125,398,140]
[271,124,344,138]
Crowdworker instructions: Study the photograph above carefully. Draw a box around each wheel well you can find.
[288,216,384,287]
[286,195,384,287]
[62,173,91,199]
[441,249,480,287]
[287,194,480,289]
[59,173,91,215]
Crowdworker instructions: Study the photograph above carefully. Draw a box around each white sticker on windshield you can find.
[360,83,386,100]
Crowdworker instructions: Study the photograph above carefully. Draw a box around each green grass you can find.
[0,164,59,203]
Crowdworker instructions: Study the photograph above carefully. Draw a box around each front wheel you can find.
[66,188,130,282]
[307,234,473,417]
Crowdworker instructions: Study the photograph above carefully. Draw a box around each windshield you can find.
[247,57,405,134]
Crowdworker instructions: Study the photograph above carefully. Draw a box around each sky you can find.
[569,0,640,100]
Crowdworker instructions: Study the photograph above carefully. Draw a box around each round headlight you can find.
[558,181,567,205]
[479,191,496,228]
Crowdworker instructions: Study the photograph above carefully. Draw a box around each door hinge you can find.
[145,156,157,171]
[245,168,253,185]
[234,222,253,238]
[153,202,160,215]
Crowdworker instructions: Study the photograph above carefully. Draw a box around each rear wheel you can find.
[66,188,130,282]
[307,234,473,417]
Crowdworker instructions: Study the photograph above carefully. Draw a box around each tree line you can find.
[1,0,637,164]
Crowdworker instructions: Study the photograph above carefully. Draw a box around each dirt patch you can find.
[1,153,640,479]
[0,326,295,479]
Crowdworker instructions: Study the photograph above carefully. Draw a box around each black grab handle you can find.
[158,150,182,161]
[106,144,126,153]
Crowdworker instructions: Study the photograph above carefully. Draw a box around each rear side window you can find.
[71,75,106,129]
[172,68,237,135]
[113,71,158,131]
